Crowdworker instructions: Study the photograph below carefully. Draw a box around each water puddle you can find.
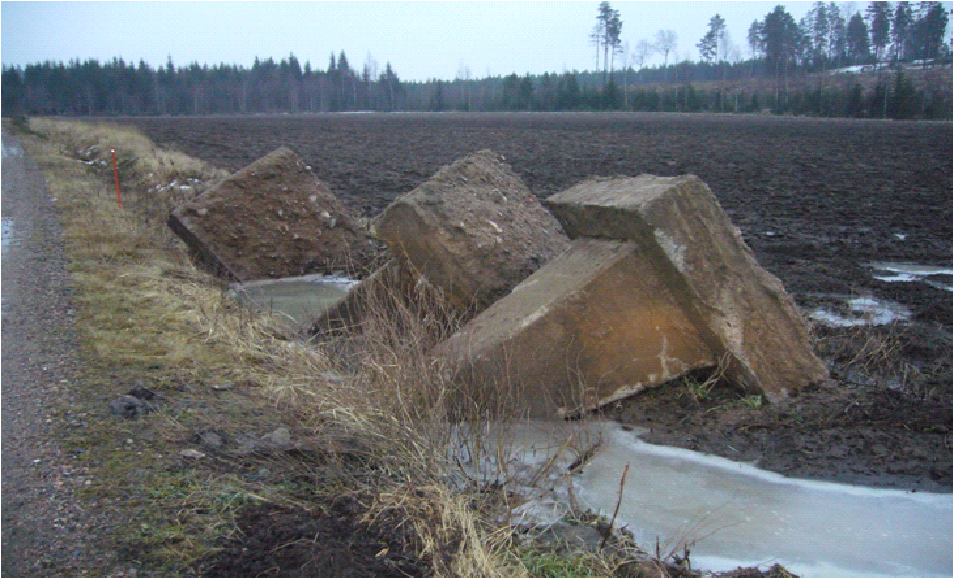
[869,261,954,292]
[807,296,911,327]
[231,274,357,329]
[1,217,15,253]
[1,139,23,158]
[1,217,13,315]
[464,420,952,578]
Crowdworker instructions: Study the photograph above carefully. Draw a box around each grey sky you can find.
[0,2,947,81]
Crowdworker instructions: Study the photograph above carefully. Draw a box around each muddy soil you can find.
[112,113,951,572]
[117,112,952,491]
[201,495,433,577]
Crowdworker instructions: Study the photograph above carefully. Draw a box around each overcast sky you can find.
[1,2,949,81]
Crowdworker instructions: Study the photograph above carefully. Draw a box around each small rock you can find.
[195,431,224,449]
[126,385,155,401]
[109,395,142,419]
[320,371,346,383]
[180,449,206,459]
[262,427,292,449]
[229,434,259,456]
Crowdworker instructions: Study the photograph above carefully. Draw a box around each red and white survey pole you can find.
[110,147,123,209]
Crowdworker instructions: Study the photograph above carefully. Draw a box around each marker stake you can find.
[111,147,123,209]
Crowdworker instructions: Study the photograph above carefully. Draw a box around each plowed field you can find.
[112,112,953,492]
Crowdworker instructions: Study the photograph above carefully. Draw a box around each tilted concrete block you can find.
[437,238,721,417]
[169,147,375,282]
[546,174,829,402]
[441,174,827,417]
[374,149,569,314]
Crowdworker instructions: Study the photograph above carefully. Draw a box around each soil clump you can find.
[201,496,433,577]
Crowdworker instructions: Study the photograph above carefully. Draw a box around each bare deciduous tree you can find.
[655,29,678,82]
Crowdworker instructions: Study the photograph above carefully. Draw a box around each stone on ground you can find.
[168,147,375,281]
[312,149,570,339]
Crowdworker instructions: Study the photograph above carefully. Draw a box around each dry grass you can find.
[19,117,528,576]
[813,319,921,391]
[19,117,713,578]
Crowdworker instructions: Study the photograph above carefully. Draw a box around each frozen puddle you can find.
[231,274,357,328]
[1,139,23,158]
[469,420,952,578]
[807,296,911,327]
[869,262,954,292]
[577,425,952,578]
[1,217,15,252]
[1,217,15,314]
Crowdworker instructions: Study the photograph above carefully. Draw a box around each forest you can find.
[2,1,951,119]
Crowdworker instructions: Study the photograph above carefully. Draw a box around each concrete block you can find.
[169,147,375,281]
[374,149,569,313]
[546,175,828,402]
[438,239,721,417]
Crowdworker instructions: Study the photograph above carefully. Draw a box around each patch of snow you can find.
[808,296,911,327]
[869,262,953,291]
[2,141,23,158]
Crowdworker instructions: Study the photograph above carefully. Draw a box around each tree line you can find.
[1,51,405,117]
[2,2,950,119]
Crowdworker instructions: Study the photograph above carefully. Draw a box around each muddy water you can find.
[231,274,356,329]
[807,295,912,327]
[476,421,952,578]
[804,260,954,326]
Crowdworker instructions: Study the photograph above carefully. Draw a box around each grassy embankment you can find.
[14,118,676,577]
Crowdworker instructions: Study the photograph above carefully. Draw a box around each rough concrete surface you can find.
[169,147,376,281]
[437,238,721,417]
[547,175,829,401]
[374,149,569,312]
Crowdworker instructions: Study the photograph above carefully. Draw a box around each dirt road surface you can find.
[1,133,113,576]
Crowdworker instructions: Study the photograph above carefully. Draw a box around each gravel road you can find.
[2,132,114,576]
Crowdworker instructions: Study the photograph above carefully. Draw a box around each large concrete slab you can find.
[374,149,569,313]
[312,150,570,341]
[546,175,828,402]
[437,238,722,417]
[310,258,414,335]
[169,147,375,281]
